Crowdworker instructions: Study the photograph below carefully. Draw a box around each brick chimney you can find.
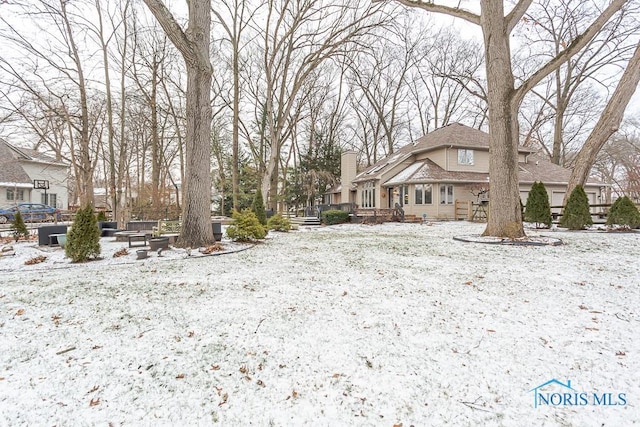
[341,151,357,204]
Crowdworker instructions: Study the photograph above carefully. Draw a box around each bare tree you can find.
[212,0,262,211]
[518,0,638,165]
[0,0,102,206]
[345,16,421,157]
[564,41,640,202]
[406,27,485,137]
[143,0,214,246]
[258,0,390,211]
[385,0,628,238]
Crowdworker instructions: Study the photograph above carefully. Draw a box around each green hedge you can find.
[321,210,350,225]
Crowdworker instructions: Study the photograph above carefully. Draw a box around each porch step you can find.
[290,216,321,226]
[403,215,423,223]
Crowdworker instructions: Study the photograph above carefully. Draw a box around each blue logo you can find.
[529,379,627,408]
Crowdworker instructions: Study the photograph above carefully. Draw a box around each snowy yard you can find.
[0,221,638,426]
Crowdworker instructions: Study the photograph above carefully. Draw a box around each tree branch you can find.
[374,0,480,26]
[506,0,534,34]
[142,0,194,62]
[514,0,628,106]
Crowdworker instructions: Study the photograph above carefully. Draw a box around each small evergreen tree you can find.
[606,196,640,229]
[10,210,29,242]
[226,209,267,241]
[524,181,552,228]
[65,205,101,262]
[560,185,593,230]
[96,211,108,222]
[252,186,267,226]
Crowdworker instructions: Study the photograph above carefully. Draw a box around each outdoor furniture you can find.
[212,222,222,242]
[149,236,169,251]
[127,233,147,248]
[136,249,148,260]
[48,233,66,247]
[38,225,68,246]
[126,221,157,232]
[99,221,118,237]
[152,219,182,236]
[102,228,124,237]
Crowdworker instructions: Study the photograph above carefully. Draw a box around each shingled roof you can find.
[354,123,537,183]
[383,154,602,187]
[0,139,33,186]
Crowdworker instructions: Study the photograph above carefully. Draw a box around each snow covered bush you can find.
[524,181,552,228]
[267,213,291,232]
[560,186,593,230]
[65,205,101,262]
[606,196,640,229]
[226,209,267,241]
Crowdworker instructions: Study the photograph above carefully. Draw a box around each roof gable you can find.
[0,140,33,185]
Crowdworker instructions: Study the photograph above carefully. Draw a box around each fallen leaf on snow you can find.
[15,309,25,316]
[218,392,228,406]
[89,398,100,407]
[616,351,626,356]
[176,374,185,379]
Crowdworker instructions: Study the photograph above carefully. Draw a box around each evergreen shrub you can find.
[321,210,350,225]
[65,205,101,262]
[267,213,291,232]
[524,181,552,228]
[10,211,29,242]
[252,187,267,226]
[606,196,640,229]
[226,209,267,241]
[560,186,593,230]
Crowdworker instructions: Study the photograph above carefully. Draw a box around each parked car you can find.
[0,203,61,224]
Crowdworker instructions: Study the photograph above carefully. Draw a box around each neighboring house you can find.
[0,139,69,209]
[328,123,604,220]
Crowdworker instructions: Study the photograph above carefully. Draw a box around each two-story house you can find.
[0,139,69,209]
[329,123,604,220]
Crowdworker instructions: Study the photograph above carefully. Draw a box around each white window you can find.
[361,181,376,208]
[440,184,454,204]
[7,189,25,201]
[402,185,409,206]
[42,193,57,207]
[414,184,433,205]
[458,149,474,165]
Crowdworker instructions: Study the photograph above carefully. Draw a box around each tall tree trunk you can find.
[60,0,95,206]
[564,41,640,205]
[481,0,524,239]
[144,0,214,247]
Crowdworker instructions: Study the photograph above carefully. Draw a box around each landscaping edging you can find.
[453,235,564,246]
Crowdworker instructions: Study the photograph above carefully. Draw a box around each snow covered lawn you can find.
[1,221,638,425]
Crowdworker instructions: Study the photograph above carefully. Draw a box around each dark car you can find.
[0,203,61,224]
